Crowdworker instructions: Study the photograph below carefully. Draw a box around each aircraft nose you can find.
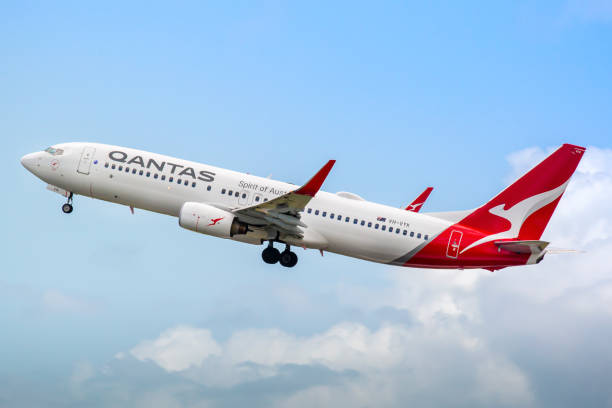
[21,152,39,173]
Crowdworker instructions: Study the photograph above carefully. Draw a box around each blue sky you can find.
[2,1,612,407]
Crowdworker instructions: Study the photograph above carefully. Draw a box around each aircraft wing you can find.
[405,187,433,212]
[232,160,335,237]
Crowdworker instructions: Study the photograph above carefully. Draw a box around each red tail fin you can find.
[458,144,586,244]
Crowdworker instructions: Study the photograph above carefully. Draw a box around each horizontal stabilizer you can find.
[494,240,549,254]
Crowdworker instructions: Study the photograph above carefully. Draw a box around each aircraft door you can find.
[446,230,463,259]
[77,146,96,175]
[238,190,250,205]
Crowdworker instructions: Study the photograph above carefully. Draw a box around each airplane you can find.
[21,143,585,270]
[405,187,433,212]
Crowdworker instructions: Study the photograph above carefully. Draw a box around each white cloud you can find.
[130,326,222,372]
[123,321,533,407]
[474,357,533,406]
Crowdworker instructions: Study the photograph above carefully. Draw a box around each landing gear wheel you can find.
[62,192,74,214]
[280,251,298,268]
[288,251,298,267]
[62,203,73,214]
[262,246,280,264]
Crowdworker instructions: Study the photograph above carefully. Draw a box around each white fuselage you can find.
[22,142,452,265]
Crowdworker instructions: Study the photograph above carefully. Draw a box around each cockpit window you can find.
[44,147,64,156]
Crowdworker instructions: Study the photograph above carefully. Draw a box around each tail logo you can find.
[407,202,423,211]
[460,180,569,254]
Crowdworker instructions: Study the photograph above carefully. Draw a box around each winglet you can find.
[405,187,433,212]
[294,160,336,197]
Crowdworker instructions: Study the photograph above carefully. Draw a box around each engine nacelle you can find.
[179,202,248,239]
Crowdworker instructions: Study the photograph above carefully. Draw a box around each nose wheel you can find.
[62,193,74,214]
[261,242,298,267]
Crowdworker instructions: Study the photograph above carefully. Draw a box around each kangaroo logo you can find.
[460,180,569,254]
[208,217,224,226]
[408,202,423,211]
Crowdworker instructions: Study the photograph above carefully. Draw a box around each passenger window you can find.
[228,190,233,196]
[410,231,414,237]
[307,208,312,214]
[169,176,173,182]
[146,172,150,177]
[322,212,327,217]
[424,235,429,240]
[221,189,226,194]
[255,196,260,202]
[353,219,358,224]
[154,174,158,179]
[185,180,189,186]
[403,230,407,236]
[161,175,166,180]
[330,213,334,219]
[375,224,379,229]
[132,169,137,174]
[139,170,144,176]
[125,167,129,173]
[242,193,246,198]
[264,198,268,202]
[192,182,196,187]
[207,185,211,191]
[104,163,109,168]
[345,217,349,222]
[177,178,182,184]
[396,229,400,234]
[389,227,394,233]
[417,233,422,239]
[315,210,319,215]
[367,222,372,227]
[337,215,342,220]
[361,220,365,226]
[382,225,386,231]
[111,164,116,169]
[235,192,239,197]
[118,165,123,171]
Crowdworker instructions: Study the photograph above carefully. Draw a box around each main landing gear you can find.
[62,193,74,214]
[261,241,298,267]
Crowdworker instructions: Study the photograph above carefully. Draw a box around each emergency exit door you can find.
[77,146,96,175]
[446,230,463,259]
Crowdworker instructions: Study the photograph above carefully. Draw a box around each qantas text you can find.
[108,151,215,182]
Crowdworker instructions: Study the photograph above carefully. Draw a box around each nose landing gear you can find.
[261,242,298,267]
[62,193,74,214]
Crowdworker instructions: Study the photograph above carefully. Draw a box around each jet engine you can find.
[179,202,248,238]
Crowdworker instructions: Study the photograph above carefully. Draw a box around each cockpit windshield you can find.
[44,147,64,156]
